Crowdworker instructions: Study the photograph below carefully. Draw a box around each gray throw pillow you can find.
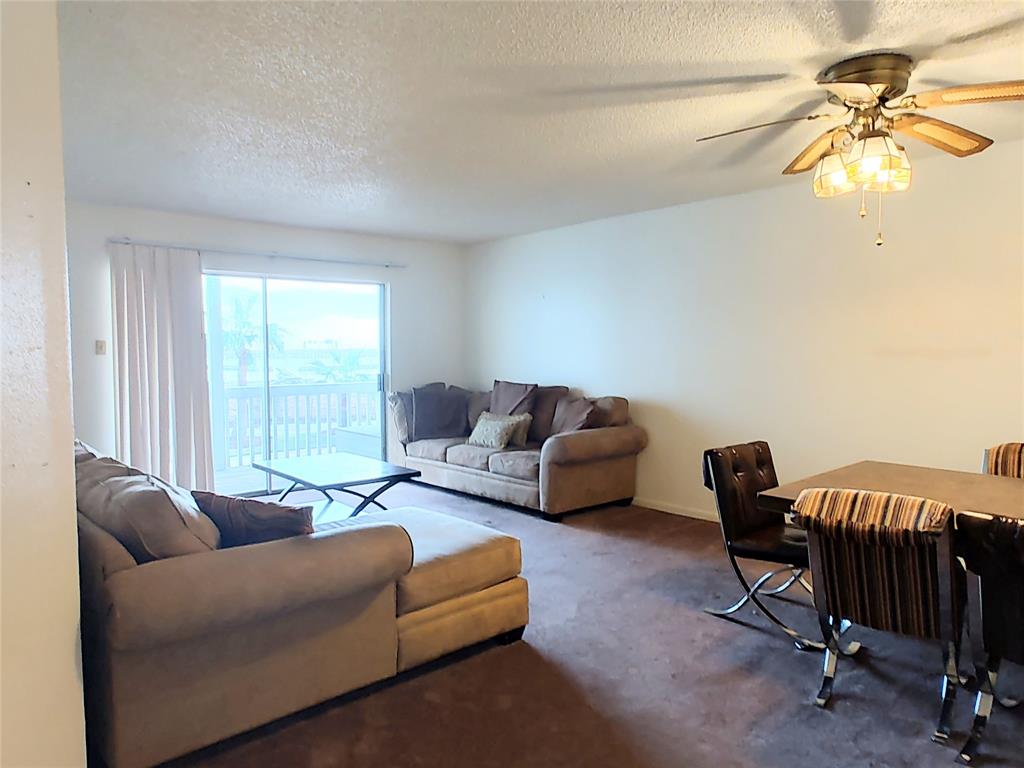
[588,396,630,427]
[411,385,469,440]
[387,391,413,444]
[528,385,569,443]
[551,397,596,435]
[467,414,519,449]
[192,491,314,548]
[491,380,538,416]
[478,410,532,448]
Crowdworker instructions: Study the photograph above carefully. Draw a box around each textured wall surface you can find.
[1,2,87,764]
[465,139,1024,519]
[57,1,1024,241]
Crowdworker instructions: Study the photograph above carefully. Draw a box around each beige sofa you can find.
[76,451,528,768]
[388,385,648,520]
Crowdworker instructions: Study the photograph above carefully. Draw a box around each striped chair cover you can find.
[794,488,961,640]
[983,443,1024,479]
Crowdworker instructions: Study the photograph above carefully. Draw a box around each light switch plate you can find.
[95,340,107,355]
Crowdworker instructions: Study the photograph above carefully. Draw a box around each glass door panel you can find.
[204,275,270,495]
[265,279,384,461]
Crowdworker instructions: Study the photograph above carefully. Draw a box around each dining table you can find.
[758,460,1024,521]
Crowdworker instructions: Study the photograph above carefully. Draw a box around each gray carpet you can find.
[171,483,1023,768]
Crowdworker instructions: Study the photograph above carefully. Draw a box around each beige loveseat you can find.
[387,383,648,520]
[76,448,528,768]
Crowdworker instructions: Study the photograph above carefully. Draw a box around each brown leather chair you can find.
[702,441,823,651]
[956,512,1024,765]
[793,488,964,742]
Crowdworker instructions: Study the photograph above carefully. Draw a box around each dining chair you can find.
[956,512,1024,765]
[982,442,1024,479]
[792,488,964,742]
[702,441,823,651]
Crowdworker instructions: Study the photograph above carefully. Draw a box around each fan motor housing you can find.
[817,52,914,103]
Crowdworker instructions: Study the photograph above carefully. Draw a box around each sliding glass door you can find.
[204,274,385,495]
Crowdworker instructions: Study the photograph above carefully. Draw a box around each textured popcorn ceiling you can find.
[58,1,1024,242]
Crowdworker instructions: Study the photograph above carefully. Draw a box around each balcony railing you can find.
[211,381,381,473]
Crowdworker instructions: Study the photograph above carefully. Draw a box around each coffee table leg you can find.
[345,479,400,517]
[278,481,300,502]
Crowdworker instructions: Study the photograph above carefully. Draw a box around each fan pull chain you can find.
[859,186,867,219]
[875,192,884,247]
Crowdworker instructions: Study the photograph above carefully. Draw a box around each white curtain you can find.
[110,243,214,489]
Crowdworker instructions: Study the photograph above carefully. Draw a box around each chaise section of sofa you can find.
[387,383,648,519]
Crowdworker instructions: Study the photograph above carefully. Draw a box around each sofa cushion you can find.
[388,383,445,444]
[488,450,541,481]
[191,491,314,548]
[491,380,538,416]
[411,385,468,440]
[349,507,522,615]
[551,396,596,434]
[588,396,630,428]
[447,442,509,470]
[75,455,220,563]
[406,437,466,462]
[528,385,569,443]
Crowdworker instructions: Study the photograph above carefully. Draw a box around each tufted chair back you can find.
[958,513,1024,664]
[702,441,781,544]
[793,488,962,641]
[983,443,1024,479]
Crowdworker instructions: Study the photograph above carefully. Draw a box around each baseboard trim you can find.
[633,497,717,523]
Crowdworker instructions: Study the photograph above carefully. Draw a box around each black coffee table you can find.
[252,453,421,516]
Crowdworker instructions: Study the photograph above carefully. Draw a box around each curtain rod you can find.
[106,237,408,269]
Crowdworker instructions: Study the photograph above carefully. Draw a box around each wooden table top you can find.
[759,460,1024,521]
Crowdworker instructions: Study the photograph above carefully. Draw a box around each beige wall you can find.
[1,2,87,764]
[466,140,1024,519]
[66,203,467,454]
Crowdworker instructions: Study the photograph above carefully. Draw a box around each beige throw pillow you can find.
[478,410,532,447]
[467,414,519,449]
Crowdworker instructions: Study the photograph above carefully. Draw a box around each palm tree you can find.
[221,295,285,386]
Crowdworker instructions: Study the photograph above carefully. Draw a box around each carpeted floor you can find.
[171,483,1022,768]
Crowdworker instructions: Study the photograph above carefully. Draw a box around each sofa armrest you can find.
[104,522,414,651]
[541,425,648,466]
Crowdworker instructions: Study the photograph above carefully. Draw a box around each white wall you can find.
[466,141,1024,519]
[66,203,467,454]
[1,2,87,764]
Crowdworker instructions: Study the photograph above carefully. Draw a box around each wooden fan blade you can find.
[891,114,993,158]
[696,112,833,142]
[900,80,1024,109]
[781,127,844,175]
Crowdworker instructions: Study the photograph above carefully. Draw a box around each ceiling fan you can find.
[696,52,1024,244]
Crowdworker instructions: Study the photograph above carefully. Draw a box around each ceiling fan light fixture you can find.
[863,147,912,193]
[845,130,907,184]
[812,150,855,198]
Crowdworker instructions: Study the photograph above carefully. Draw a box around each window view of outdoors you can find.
[204,275,384,494]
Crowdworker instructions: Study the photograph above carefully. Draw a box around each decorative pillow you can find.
[551,397,596,435]
[467,390,492,428]
[479,410,533,448]
[411,384,469,440]
[466,414,519,449]
[192,491,314,548]
[387,392,412,444]
[75,457,220,564]
[528,385,569,443]
[491,380,538,416]
[587,396,630,428]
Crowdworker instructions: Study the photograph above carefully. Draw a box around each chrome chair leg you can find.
[705,566,790,617]
[761,568,803,596]
[708,555,824,652]
[958,658,1000,764]
[933,641,961,743]
[815,644,838,708]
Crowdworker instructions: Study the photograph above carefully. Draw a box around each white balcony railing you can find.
[211,381,381,473]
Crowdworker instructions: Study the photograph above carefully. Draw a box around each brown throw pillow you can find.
[528,385,569,443]
[587,396,630,427]
[411,385,469,440]
[192,491,314,548]
[551,397,596,435]
[491,380,538,416]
